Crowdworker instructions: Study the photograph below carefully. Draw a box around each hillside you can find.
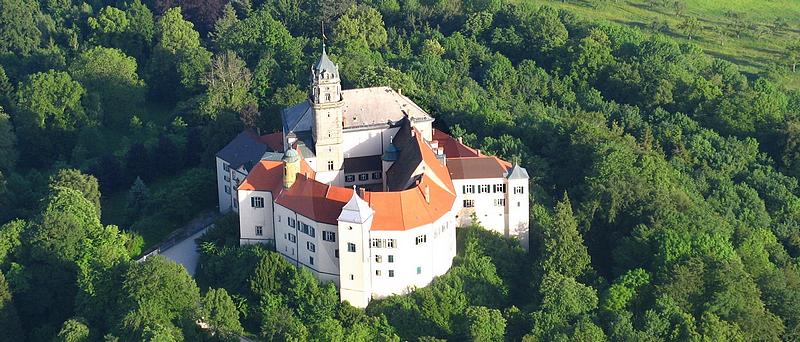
[536,0,800,88]
[1,0,800,340]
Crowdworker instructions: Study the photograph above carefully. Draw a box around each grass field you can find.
[533,0,800,89]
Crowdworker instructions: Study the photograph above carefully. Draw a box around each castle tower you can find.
[282,148,300,189]
[310,46,345,176]
[337,190,374,308]
[505,164,530,250]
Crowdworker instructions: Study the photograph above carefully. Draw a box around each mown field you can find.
[535,0,800,88]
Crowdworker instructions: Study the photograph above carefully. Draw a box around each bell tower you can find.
[310,44,344,177]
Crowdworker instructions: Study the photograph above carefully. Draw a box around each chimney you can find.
[424,185,430,203]
[477,149,481,156]
[457,137,463,144]
[398,88,402,96]
[430,140,439,150]
[358,187,366,199]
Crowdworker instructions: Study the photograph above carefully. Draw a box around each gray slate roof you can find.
[505,164,530,180]
[282,100,313,133]
[314,48,338,74]
[281,87,434,136]
[343,155,382,174]
[216,130,269,170]
[385,119,423,191]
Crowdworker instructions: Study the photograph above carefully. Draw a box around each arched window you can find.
[325,93,331,101]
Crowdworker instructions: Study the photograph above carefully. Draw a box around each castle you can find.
[215,47,530,308]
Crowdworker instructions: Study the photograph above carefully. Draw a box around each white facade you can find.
[451,173,530,248]
[238,189,275,245]
[216,157,248,214]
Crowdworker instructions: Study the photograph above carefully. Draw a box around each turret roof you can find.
[314,47,338,73]
[339,191,374,223]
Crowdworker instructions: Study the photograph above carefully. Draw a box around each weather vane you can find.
[321,20,327,48]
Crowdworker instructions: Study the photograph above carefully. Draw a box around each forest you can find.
[1,0,800,340]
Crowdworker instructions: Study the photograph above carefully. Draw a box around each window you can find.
[255,226,263,236]
[388,270,395,277]
[463,184,475,194]
[372,172,382,179]
[388,255,394,263]
[335,249,339,258]
[387,239,396,248]
[375,255,382,263]
[288,233,296,243]
[358,173,369,181]
[251,197,264,208]
[371,239,384,248]
[518,201,521,207]
[478,184,490,193]
[376,270,382,276]
[417,266,422,275]
[350,274,354,280]
[224,174,230,181]
[278,216,281,222]
[223,163,230,172]
[224,185,231,194]
[493,184,506,193]
[307,241,316,252]
[288,218,296,228]
[495,198,506,207]
[464,199,475,208]
[327,160,334,171]
[309,256,314,265]
[325,93,331,101]
[299,222,309,234]
[415,235,427,245]
[348,243,356,252]
[345,175,355,183]
[514,186,524,194]
[323,231,336,242]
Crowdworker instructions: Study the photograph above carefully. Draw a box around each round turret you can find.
[283,148,299,163]
[283,148,300,189]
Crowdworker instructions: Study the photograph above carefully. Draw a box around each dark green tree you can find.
[200,288,243,340]
[0,0,41,54]
[112,256,200,341]
[49,169,101,216]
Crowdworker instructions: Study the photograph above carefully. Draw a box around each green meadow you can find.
[535,0,800,88]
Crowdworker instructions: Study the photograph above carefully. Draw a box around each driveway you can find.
[160,225,212,276]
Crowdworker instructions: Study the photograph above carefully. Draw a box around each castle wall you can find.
[238,189,275,245]
[273,204,341,284]
[215,157,233,213]
[367,212,456,299]
[342,126,400,158]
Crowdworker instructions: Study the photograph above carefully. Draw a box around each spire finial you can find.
[321,20,327,52]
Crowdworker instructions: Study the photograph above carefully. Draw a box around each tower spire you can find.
[321,20,327,53]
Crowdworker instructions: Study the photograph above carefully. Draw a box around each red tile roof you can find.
[446,156,512,179]
[275,174,354,225]
[239,128,458,231]
[432,129,513,179]
[260,132,284,151]
[238,158,315,193]
[365,129,456,230]
[433,129,479,158]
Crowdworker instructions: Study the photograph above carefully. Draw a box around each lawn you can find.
[531,0,800,89]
